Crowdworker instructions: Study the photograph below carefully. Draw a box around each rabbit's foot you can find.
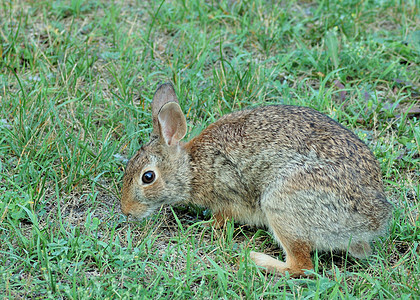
[249,251,312,277]
[250,251,288,272]
[249,251,313,277]
[249,232,314,277]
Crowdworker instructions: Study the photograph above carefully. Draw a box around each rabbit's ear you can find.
[157,102,187,146]
[152,83,179,135]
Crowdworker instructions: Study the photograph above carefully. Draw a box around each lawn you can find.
[1,0,419,298]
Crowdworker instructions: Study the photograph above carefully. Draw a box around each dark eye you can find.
[142,171,155,184]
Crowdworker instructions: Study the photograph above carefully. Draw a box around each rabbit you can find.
[121,82,392,277]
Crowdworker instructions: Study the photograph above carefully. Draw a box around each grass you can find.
[0,0,419,298]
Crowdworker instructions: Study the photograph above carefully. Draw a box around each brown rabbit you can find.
[121,83,392,277]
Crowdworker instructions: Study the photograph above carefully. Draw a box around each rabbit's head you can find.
[121,83,190,219]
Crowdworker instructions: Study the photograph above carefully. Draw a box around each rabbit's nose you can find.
[121,204,131,216]
[120,189,135,216]
[120,199,148,218]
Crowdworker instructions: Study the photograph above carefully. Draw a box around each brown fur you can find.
[121,83,393,276]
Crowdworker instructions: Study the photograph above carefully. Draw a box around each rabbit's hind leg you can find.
[250,230,313,277]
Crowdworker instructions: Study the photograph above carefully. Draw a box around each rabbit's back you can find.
[186,105,391,235]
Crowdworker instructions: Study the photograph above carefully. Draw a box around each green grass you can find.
[1,0,419,298]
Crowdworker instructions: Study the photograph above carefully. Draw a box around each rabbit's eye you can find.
[142,171,155,184]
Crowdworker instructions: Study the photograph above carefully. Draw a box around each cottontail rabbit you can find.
[121,83,392,276]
